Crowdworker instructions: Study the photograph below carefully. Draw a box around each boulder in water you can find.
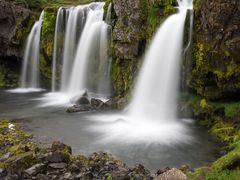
[66,104,93,113]
[90,98,104,108]
[75,96,90,105]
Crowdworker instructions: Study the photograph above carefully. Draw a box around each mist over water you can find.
[88,0,194,144]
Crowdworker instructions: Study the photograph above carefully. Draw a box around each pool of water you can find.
[0,90,219,170]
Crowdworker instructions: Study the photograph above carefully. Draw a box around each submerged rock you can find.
[75,96,90,105]
[66,104,93,113]
[67,95,113,113]
[91,98,104,108]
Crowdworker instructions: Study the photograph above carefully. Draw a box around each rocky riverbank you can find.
[0,119,189,180]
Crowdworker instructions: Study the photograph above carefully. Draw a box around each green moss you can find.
[41,7,57,57]
[145,0,176,39]
[206,145,240,180]
[200,99,207,109]
[0,162,5,169]
[106,175,112,180]
[213,102,240,118]
[0,120,33,155]
[0,65,19,89]
[15,14,37,43]
[187,167,210,180]
[39,7,58,86]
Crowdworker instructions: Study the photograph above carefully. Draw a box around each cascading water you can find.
[68,3,105,94]
[105,2,112,24]
[60,6,86,92]
[18,11,44,91]
[40,3,112,106]
[96,3,112,97]
[127,0,193,121]
[52,7,65,92]
[96,24,112,97]
[90,0,193,144]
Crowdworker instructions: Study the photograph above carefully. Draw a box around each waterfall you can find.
[89,0,193,144]
[39,2,112,106]
[105,3,112,24]
[67,2,112,97]
[97,24,112,97]
[96,2,112,97]
[20,11,44,90]
[60,6,86,92]
[52,8,65,92]
[127,0,193,121]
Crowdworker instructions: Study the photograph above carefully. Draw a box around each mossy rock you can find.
[189,0,240,100]
[5,151,36,175]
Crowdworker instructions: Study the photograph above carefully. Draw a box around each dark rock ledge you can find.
[66,91,114,113]
[0,120,188,180]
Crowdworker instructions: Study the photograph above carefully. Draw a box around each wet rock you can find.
[83,171,94,179]
[76,96,90,105]
[155,168,187,180]
[179,165,192,174]
[105,99,113,107]
[5,151,35,175]
[47,152,70,163]
[111,170,131,179]
[156,167,171,175]
[82,90,88,97]
[36,174,50,180]
[69,163,80,173]
[51,141,72,154]
[66,104,93,113]
[0,0,31,58]
[112,0,148,97]
[63,172,72,179]
[75,173,83,179]
[0,168,6,177]
[5,174,19,180]
[0,152,10,161]
[190,0,240,99]
[24,163,45,176]
[99,102,111,110]
[91,98,104,108]
[49,163,67,169]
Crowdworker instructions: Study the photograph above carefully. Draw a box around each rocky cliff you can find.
[189,0,240,100]
[0,0,35,88]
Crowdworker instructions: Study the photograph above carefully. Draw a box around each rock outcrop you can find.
[0,0,34,88]
[0,0,31,59]
[189,0,240,100]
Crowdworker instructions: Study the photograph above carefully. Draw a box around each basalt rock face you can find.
[0,0,33,88]
[189,0,240,100]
